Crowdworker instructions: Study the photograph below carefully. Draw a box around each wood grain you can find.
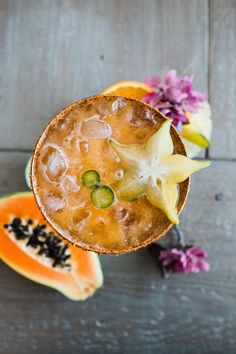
[0,1,234,353]
[0,155,235,353]
[0,0,208,150]
[209,0,236,159]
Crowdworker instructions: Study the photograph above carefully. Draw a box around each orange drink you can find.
[32,95,209,254]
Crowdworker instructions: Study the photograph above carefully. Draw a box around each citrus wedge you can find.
[102,80,153,99]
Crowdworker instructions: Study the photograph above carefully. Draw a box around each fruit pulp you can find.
[32,96,188,253]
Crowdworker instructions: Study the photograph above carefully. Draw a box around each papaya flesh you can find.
[0,192,103,300]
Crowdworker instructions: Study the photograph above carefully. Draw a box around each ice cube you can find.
[66,193,85,211]
[63,123,81,149]
[63,135,80,149]
[72,210,91,232]
[112,98,127,111]
[81,117,112,138]
[57,115,76,132]
[114,104,133,124]
[85,114,101,120]
[47,195,65,212]
[114,103,147,128]
[123,212,136,227]
[41,144,68,183]
[112,207,129,223]
[61,175,80,193]
[125,104,155,127]
[128,106,147,127]
[95,104,111,120]
[143,108,156,124]
[79,140,89,154]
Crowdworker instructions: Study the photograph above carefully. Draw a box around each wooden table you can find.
[0,1,235,353]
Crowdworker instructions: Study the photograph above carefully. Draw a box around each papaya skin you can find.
[0,192,103,300]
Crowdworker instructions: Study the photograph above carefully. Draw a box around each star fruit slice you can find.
[110,120,210,224]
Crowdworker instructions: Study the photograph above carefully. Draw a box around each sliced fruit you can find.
[102,80,153,99]
[182,127,209,148]
[82,170,100,189]
[91,185,115,209]
[25,156,32,189]
[0,192,103,300]
[182,101,212,157]
[110,120,210,224]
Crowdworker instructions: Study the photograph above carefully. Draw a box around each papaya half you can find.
[0,192,103,300]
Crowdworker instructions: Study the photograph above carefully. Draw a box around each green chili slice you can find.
[91,185,115,209]
[82,170,100,189]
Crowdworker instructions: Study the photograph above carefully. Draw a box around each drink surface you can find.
[32,96,188,253]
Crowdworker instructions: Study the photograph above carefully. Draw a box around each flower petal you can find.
[197,259,210,272]
[144,70,208,130]
[192,90,207,102]
[163,155,211,183]
[144,75,161,88]
[142,92,156,103]
[166,87,187,103]
[164,70,178,86]
[149,94,162,106]
[186,246,208,258]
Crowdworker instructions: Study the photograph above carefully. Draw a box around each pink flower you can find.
[145,75,161,88]
[142,70,207,130]
[159,246,210,274]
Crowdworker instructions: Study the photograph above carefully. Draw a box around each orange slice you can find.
[102,80,153,99]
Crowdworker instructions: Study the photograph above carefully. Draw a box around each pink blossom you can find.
[145,75,161,88]
[142,70,207,130]
[159,246,210,274]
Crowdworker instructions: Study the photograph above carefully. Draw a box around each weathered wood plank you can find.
[0,0,208,150]
[0,152,30,194]
[209,0,236,159]
[0,153,235,353]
